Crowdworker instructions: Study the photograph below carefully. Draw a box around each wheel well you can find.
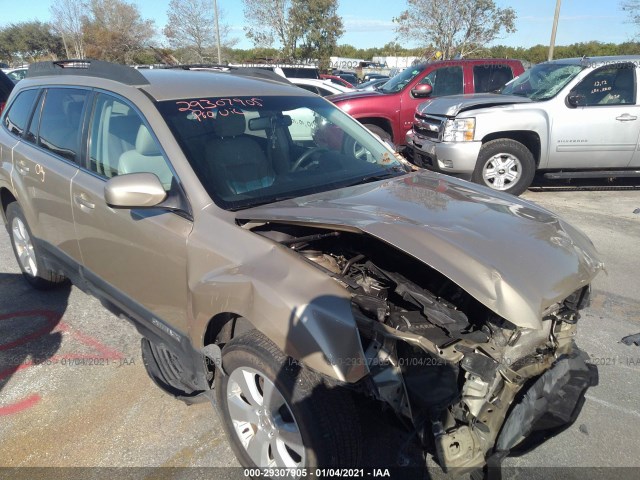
[0,188,16,224]
[358,117,393,137]
[482,131,541,167]
[203,312,254,347]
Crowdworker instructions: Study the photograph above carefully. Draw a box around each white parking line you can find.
[585,394,640,419]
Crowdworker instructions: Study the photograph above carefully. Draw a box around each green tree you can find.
[290,0,343,66]
[83,0,155,64]
[394,0,516,59]
[0,22,64,64]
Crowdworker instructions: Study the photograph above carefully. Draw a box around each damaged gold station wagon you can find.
[0,60,602,476]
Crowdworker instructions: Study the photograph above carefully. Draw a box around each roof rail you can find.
[28,59,150,86]
[161,64,231,71]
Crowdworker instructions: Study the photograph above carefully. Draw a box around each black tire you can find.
[471,139,535,196]
[6,202,66,289]
[363,123,393,144]
[215,329,361,470]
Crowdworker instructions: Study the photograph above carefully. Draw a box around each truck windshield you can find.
[501,63,584,101]
[380,64,426,93]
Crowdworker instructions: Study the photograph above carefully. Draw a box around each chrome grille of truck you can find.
[414,113,444,141]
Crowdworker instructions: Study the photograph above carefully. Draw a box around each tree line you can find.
[1,0,639,69]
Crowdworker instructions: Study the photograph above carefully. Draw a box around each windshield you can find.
[501,63,584,101]
[157,95,406,210]
[380,64,426,93]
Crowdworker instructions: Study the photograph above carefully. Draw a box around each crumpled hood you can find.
[416,93,532,117]
[237,172,603,330]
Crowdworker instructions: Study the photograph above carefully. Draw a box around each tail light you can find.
[0,101,5,115]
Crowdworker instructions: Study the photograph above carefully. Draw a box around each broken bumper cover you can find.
[495,345,598,457]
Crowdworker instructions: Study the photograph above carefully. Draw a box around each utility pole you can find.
[214,0,222,64]
[548,0,562,61]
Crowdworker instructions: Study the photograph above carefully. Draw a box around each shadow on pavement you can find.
[0,273,71,400]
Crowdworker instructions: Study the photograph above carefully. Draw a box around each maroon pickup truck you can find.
[329,59,525,149]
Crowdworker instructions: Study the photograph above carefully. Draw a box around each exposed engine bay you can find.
[253,223,598,474]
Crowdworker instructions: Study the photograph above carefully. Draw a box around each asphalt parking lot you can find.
[0,185,639,479]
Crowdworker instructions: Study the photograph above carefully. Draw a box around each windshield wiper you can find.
[349,166,407,186]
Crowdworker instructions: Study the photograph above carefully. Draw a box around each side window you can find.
[419,66,463,97]
[474,65,514,93]
[3,89,39,137]
[88,93,174,190]
[38,88,89,162]
[574,64,636,106]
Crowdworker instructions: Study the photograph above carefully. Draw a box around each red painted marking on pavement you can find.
[0,310,125,415]
[0,310,59,351]
[0,394,41,415]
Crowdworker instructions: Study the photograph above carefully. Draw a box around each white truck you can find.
[408,55,640,195]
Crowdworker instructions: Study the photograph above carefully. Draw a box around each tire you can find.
[471,139,535,196]
[6,202,66,289]
[363,123,393,144]
[215,329,361,469]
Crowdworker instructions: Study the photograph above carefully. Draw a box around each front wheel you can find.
[471,139,535,196]
[363,124,392,144]
[6,202,66,289]
[215,329,361,469]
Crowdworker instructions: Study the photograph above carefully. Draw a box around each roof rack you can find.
[28,59,150,86]
[161,64,231,71]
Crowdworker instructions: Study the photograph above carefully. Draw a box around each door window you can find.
[573,64,637,106]
[38,88,89,162]
[3,89,39,137]
[419,66,463,96]
[88,93,175,190]
[473,65,514,93]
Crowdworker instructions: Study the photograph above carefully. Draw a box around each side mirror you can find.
[567,92,586,108]
[104,173,167,208]
[411,84,433,98]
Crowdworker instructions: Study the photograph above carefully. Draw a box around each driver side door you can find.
[548,63,640,169]
[71,91,192,334]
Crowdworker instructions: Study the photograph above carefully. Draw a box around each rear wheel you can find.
[215,329,361,469]
[6,202,66,289]
[471,139,535,196]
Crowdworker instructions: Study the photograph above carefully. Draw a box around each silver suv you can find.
[409,56,640,195]
[0,60,601,475]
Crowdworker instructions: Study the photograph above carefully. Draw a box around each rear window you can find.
[474,65,514,93]
[3,89,38,136]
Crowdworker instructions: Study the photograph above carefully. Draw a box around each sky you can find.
[0,0,636,50]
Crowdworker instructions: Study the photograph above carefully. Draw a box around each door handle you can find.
[16,160,30,175]
[73,193,95,210]
[616,114,638,121]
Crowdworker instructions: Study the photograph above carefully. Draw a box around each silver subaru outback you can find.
[0,60,601,476]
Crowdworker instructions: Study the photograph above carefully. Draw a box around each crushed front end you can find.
[256,224,599,475]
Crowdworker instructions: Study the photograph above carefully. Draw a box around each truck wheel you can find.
[472,139,535,196]
[215,329,361,469]
[6,202,66,289]
[363,124,392,144]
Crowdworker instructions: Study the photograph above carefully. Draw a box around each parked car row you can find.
[0,59,600,476]
[408,55,640,195]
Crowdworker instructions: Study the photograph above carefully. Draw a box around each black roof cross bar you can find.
[28,59,150,86]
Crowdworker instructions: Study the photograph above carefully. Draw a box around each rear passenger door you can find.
[71,91,191,333]
[8,87,88,265]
